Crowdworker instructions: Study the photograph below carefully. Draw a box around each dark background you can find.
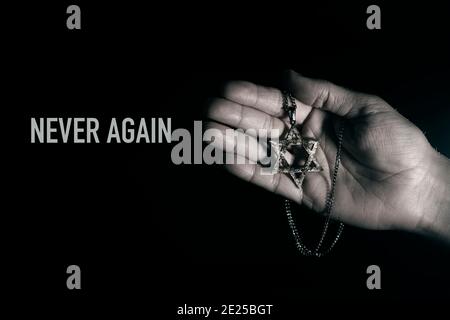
[7,0,450,317]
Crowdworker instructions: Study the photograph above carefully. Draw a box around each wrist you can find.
[416,149,450,241]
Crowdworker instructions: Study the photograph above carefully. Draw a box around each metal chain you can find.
[282,92,345,257]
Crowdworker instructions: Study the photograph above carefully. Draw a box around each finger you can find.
[225,161,303,203]
[225,155,334,212]
[285,70,389,118]
[206,121,297,166]
[221,81,313,123]
[207,97,285,137]
[226,145,333,212]
[205,121,269,164]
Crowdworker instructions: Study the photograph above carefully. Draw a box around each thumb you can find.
[284,70,386,118]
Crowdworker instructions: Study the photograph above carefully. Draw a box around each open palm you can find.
[206,70,439,231]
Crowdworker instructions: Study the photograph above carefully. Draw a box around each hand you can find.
[206,70,450,237]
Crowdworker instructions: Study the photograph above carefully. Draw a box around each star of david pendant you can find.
[271,126,323,188]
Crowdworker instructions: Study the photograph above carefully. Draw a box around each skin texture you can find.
[206,70,450,241]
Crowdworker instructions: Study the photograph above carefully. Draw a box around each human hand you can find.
[206,70,450,238]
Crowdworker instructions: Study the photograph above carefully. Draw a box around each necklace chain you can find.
[282,92,345,257]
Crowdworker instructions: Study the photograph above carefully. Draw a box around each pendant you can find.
[271,126,323,188]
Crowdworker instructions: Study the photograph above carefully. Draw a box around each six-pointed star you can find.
[271,127,323,188]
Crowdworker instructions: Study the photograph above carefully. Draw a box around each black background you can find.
[7,0,450,317]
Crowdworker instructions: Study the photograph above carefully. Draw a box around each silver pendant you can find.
[271,126,323,188]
